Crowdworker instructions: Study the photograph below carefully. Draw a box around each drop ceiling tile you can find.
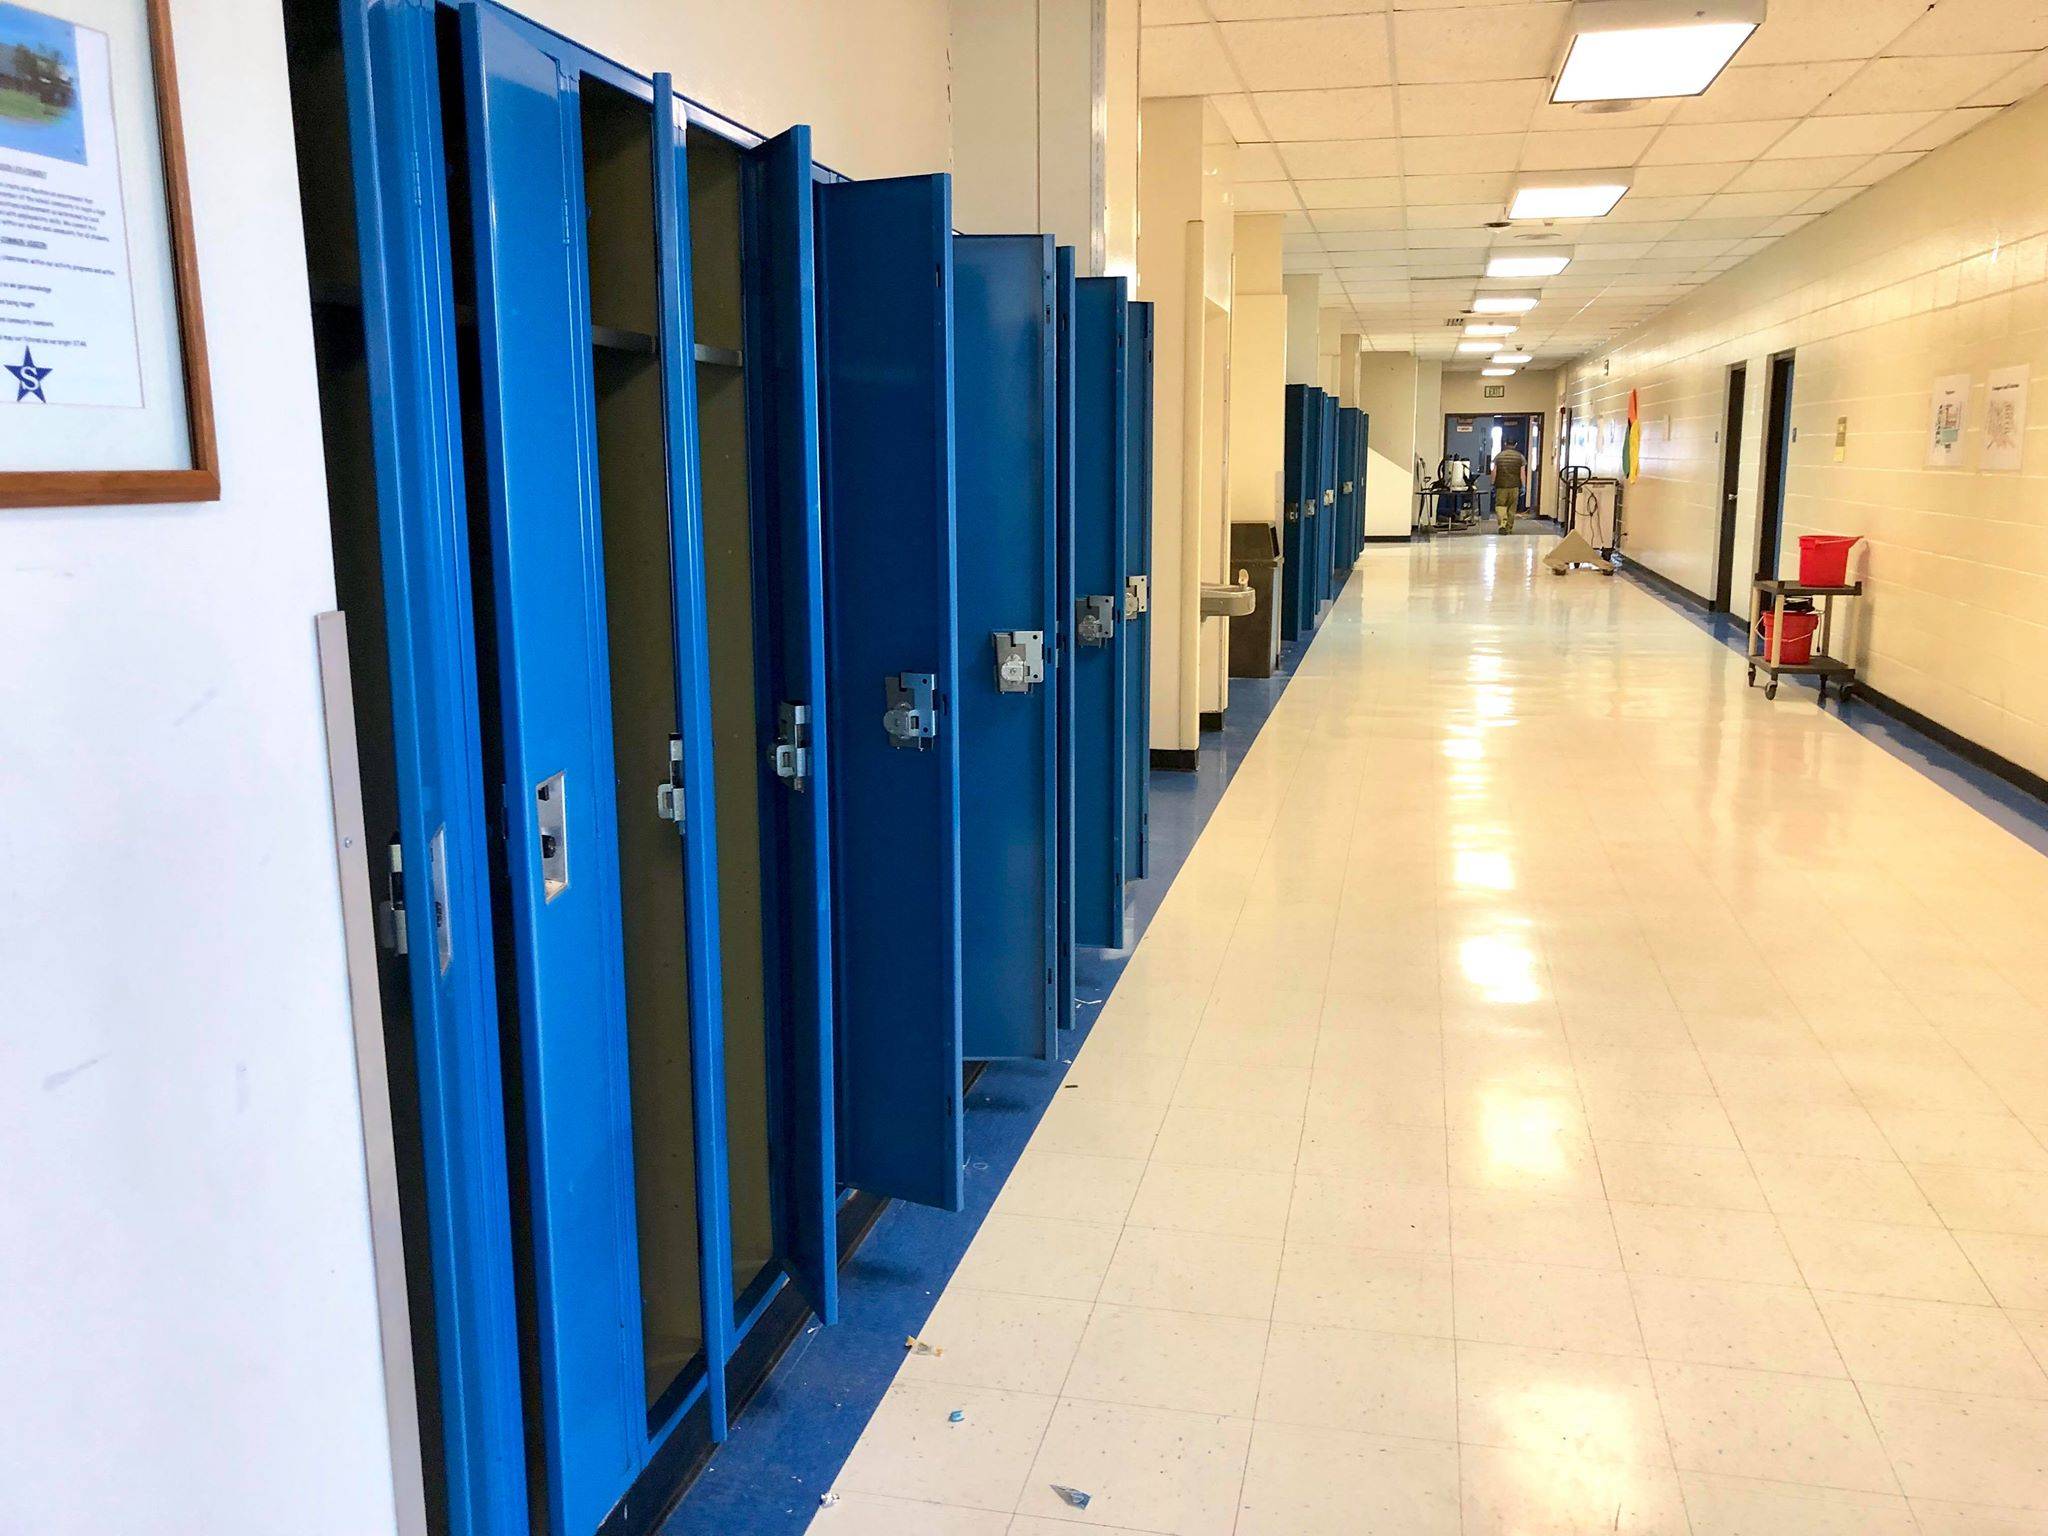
[1697,188,1814,217]
[1891,106,2005,153]
[1296,175,1404,208]
[1396,78,1548,132]
[1641,120,1794,165]
[1654,238,1737,260]
[1762,214,1819,237]
[1390,3,1570,84]
[1765,111,1936,158]
[1678,216,1778,239]
[1822,53,2029,115]
[1404,171,1513,204]
[1235,142,1286,179]
[1143,0,1209,19]
[1852,149,1926,184]
[1140,24,1242,97]
[1211,93,1269,142]
[1276,138,1403,178]
[1607,194,1708,222]
[1236,179,1305,211]
[1800,185,1863,214]
[1406,227,1498,248]
[1405,201,1503,227]
[1969,51,2048,107]
[1312,207,1407,232]
[1282,211,1317,233]
[1626,163,1743,196]
[1519,124,1659,170]
[1721,155,1872,192]
[1208,0,1391,16]
[1401,133,1526,173]
[1252,86,1397,139]
[1887,0,2048,56]
[1672,61,1861,123]
[1526,95,1676,132]
[1220,15,1394,90]
[1323,229,1410,251]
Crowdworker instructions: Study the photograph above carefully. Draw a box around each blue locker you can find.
[1124,300,1155,883]
[1053,247,1078,1030]
[952,234,1058,1063]
[457,14,650,1526]
[1318,392,1340,609]
[1071,276,1129,950]
[1356,412,1371,561]
[1280,384,1311,645]
[1337,405,1362,591]
[815,173,965,1209]
[338,3,529,1528]
[1298,388,1326,636]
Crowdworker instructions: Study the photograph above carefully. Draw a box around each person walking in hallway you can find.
[1491,439,1527,533]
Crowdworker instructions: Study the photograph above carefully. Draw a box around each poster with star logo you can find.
[0,0,213,505]
[0,0,143,408]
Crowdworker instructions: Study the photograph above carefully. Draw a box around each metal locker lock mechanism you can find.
[1323,488,1335,506]
[882,672,938,750]
[535,772,568,901]
[375,836,408,956]
[1076,594,1117,647]
[654,734,686,832]
[1285,500,1300,523]
[771,702,813,791]
[1124,574,1149,619]
[991,630,1045,693]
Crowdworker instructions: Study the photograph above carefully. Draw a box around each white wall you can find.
[1358,352,1422,538]
[1,5,956,1534]
[1283,274,1321,387]
[0,3,396,1531]
[1561,88,2048,778]
[1442,368,1560,415]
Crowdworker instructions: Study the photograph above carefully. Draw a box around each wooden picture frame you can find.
[0,0,216,508]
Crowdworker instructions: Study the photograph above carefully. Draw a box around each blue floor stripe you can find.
[1618,559,2048,856]
[661,602,1333,1534]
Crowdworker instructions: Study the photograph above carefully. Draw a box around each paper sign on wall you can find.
[1927,373,1972,468]
[1984,365,2029,473]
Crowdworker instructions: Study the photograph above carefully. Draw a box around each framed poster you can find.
[0,0,215,506]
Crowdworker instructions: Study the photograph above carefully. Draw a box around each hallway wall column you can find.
[1230,215,1289,677]
[1359,352,1422,538]
[1138,96,1236,752]
[1283,273,1322,387]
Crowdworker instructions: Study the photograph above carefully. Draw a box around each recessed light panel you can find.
[1456,341,1498,354]
[1481,367,1517,377]
[1492,353,1534,365]
[1463,322,1520,337]
[1487,253,1573,278]
[1472,295,1539,314]
[1509,182,1628,219]
[1551,0,1763,104]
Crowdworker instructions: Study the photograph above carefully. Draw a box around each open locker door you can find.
[1319,393,1340,606]
[736,123,839,1322]
[815,173,965,1210]
[953,235,1059,1063]
[458,9,642,1530]
[1072,276,1129,951]
[1124,300,1155,883]
[1281,384,1310,645]
[338,3,528,1529]
[1054,247,1078,1032]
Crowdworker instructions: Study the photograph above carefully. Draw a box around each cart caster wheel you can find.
[1765,682,1778,700]
[1746,665,1756,685]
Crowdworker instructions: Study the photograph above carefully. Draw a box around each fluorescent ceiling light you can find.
[1487,252,1573,278]
[1472,295,1539,314]
[1551,0,1763,104]
[1456,341,1498,354]
[1481,367,1517,377]
[1509,181,1628,219]
[1493,353,1534,365]
[1463,322,1520,337]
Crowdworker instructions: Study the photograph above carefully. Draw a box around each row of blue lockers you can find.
[1283,382,1370,642]
[323,3,1153,1533]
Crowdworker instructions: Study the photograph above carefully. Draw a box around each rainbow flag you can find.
[1623,389,1641,482]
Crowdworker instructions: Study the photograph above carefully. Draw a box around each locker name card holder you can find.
[0,0,216,507]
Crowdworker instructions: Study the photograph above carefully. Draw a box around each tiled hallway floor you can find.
[812,535,2048,1535]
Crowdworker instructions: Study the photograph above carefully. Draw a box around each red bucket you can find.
[1798,534,1858,586]
[1759,609,1820,665]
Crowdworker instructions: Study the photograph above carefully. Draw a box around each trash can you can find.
[1228,521,1282,679]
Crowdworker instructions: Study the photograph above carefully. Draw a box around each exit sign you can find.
[1483,384,1506,399]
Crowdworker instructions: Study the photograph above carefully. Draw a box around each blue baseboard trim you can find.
[659,577,1350,1536]
[1617,559,2048,856]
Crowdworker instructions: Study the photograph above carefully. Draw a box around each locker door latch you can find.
[1285,500,1300,523]
[1342,479,1354,493]
[1323,488,1335,506]
[1077,595,1117,647]
[992,630,1045,693]
[375,836,407,956]
[1123,575,1149,619]
[655,735,686,832]
[772,702,813,790]
[882,673,938,749]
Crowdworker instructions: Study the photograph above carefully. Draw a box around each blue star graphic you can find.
[7,347,52,403]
